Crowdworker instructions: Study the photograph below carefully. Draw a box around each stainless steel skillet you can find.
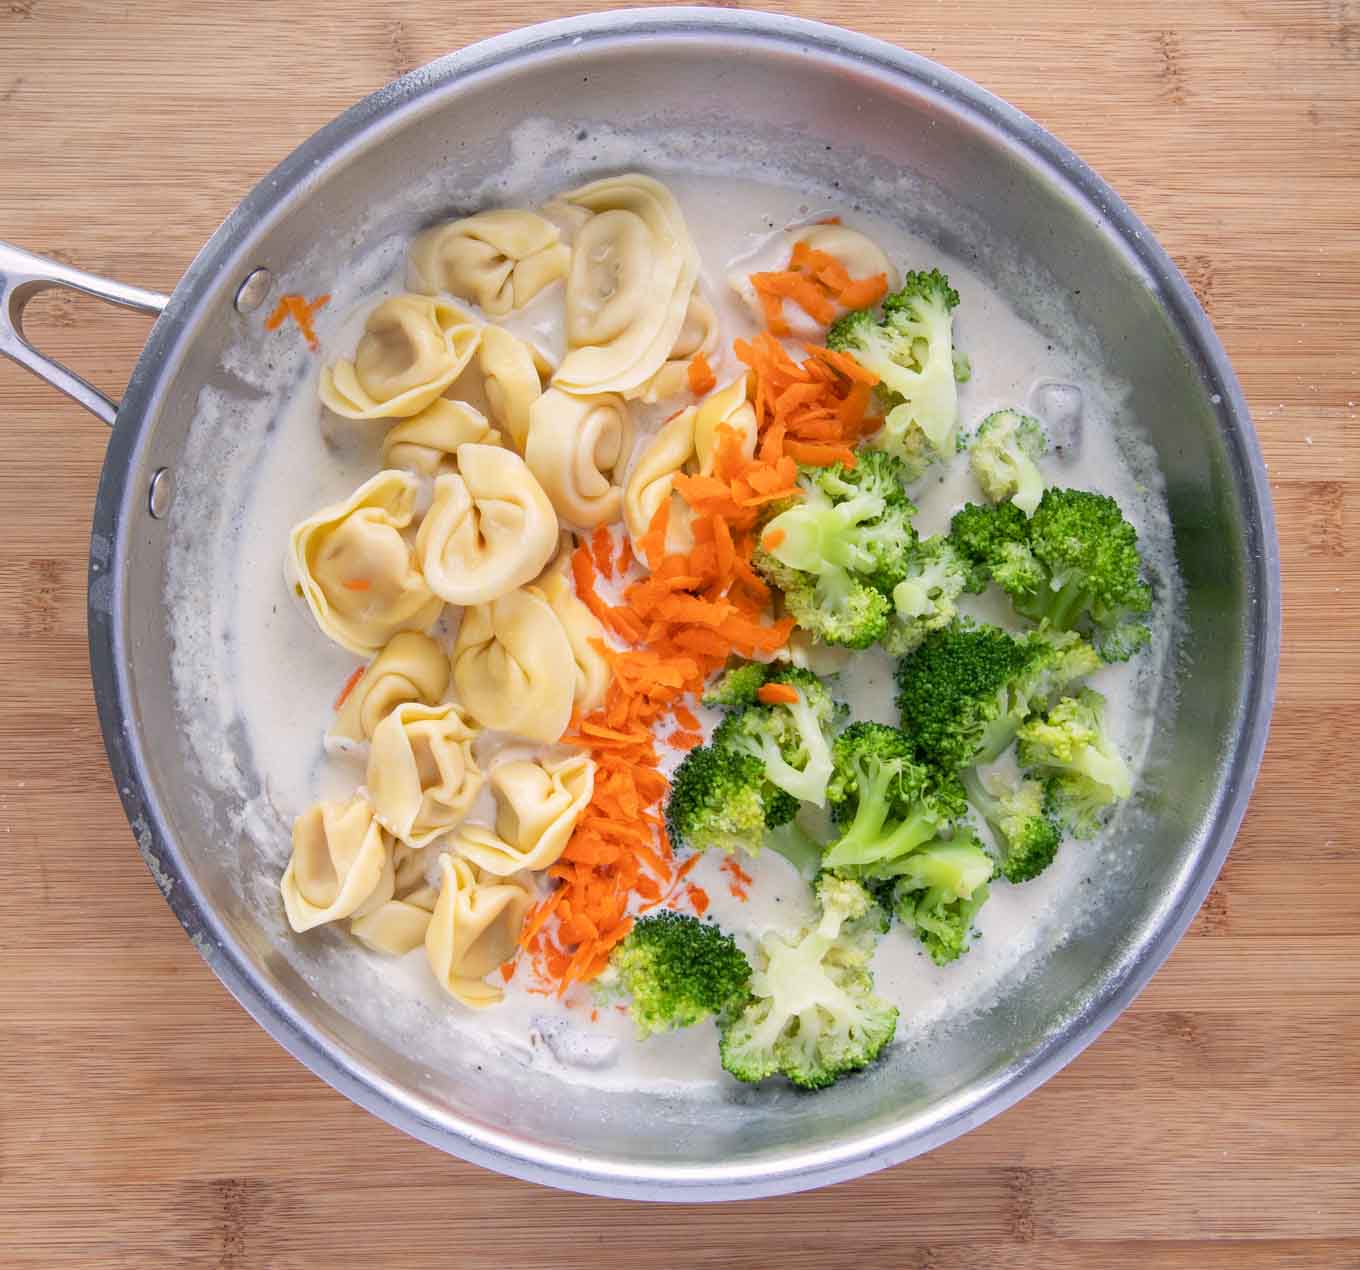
[0,8,1279,1201]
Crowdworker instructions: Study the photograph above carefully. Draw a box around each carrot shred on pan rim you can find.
[264,293,330,352]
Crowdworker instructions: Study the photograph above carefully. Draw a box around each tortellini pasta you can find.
[792,223,897,290]
[328,631,450,745]
[409,210,570,316]
[628,292,720,404]
[319,294,481,420]
[366,701,483,847]
[478,325,553,453]
[453,753,594,876]
[622,404,698,550]
[530,539,611,716]
[452,587,576,743]
[379,399,500,477]
[552,174,700,397]
[524,388,634,528]
[414,443,558,606]
[425,854,534,1008]
[349,844,438,955]
[288,470,444,656]
[280,797,394,933]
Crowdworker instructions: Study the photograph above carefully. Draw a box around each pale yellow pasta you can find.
[425,855,534,1008]
[328,631,450,744]
[552,174,699,397]
[350,883,438,956]
[451,588,575,743]
[629,292,720,404]
[415,443,558,606]
[529,538,611,716]
[792,223,897,289]
[367,701,483,847]
[288,471,443,656]
[693,373,757,473]
[380,399,501,477]
[453,753,594,876]
[524,388,634,528]
[622,404,697,552]
[319,295,481,420]
[409,210,570,316]
[280,797,394,933]
[478,325,553,452]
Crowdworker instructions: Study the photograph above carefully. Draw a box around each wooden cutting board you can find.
[1,2,1356,1265]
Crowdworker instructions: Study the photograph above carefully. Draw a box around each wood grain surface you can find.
[1,1,1357,1265]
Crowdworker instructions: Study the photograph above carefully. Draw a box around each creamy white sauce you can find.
[165,138,1180,1095]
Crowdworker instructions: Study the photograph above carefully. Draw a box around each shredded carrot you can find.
[340,577,370,591]
[761,527,786,551]
[687,351,717,396]
[757,682,800,706]
[333,664,365,711]
[499,962,515,983]
[687,885,710,916]
[615,534,635,576]
[264,293,330,352]
[748,239,886,337]
[721,855,752,901]
[591,525,614,578]
[668,730,704,750]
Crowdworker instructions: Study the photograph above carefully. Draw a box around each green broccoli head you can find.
[827,269,961,468]
[755,453,918,650]
[949,500,1031,593]
[889,835,993,965]
[702,661,770,708]
[882,535,970,655]
[962,767,1062,883]
[894,621,1045,771]
[820,722,968,872]
[970,409,1048,516]
[719,874,898,1089]
[1017,688,1133,838]
[599,911,753,1040]
[666,745,781,855]
[711,666,838,808]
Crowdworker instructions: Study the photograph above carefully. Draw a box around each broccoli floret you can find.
[597,911,752,1039]
[711,667,838,807]
[951,489,1152,660]
[882,535,969,655]
[895,621,1102,773]
[827,269,961,471]
[665,745,785,855]
[949,500,1031,593]
[820,722,968,872]
[953,350,972,383]
[702,661,769,708]
[719,874,898,1089]
[755,453,918,650]
[1017,689,1133,838]
[970,409,1048,516]
[887,836,994,965]
[962,767,1061,883]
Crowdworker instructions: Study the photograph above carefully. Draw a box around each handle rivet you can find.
[234,267,273,314]
[148,467,175,519]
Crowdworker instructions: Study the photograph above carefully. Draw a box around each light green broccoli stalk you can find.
[962,767,1062,883]
[970,409,1048,516]
[719,874,899,1089]
[826,268,961,478]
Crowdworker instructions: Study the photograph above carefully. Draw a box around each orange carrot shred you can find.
[687,885,710,916]
[340,577,370,591]
[757,682,800,705]
[761,527,786,551]
[333,664,366,711]
[687,351,717,396]
[591,526,614,577]
[264,293,330,352]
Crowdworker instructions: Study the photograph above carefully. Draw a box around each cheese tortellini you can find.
[530,539,611,716]
[288,470,443,656]
[367,701,483,847]
[349,843,438,955]
[409,210,570,316]
[319,294,481,420]
[453,753,594,876]
[552,174,700,397]
[380,399,501,477]
[629,292,720,404]
[328,631,450,745]
[425,854,534,1008]
[452,588,576,743]
[415,443,558,606]
[478,325,553,452]
[280,797,394,933]
[524,388,634,528]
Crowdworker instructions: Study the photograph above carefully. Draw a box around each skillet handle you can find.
[0,240,170,427]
